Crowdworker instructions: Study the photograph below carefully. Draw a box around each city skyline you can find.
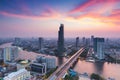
[0,0,120,38]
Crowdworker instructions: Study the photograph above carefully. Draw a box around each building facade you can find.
[36,56,56,69]
[46,57,56,69]
[4,68,31,80]
[76,37,79,50]
[0,48,3,60]
[30,63,46,75]
[90,35,94,46]
[57,24,64,56]
[94,38,105,59]
[3,47,19,63]
[82,37,86,46]
[38,37,44,50]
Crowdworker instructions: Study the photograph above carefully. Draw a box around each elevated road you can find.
[48,48,85,80]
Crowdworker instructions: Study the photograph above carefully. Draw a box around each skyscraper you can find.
[0,48,3,60]
[86,38,90,46]
[91,35,94,46]
[82,37,86,46]
[14,37,20,44]
[4,47,19,63]
[57,24,64,56]
[93,37,105,59]
[75,37,79,50]
[38,37,43,50]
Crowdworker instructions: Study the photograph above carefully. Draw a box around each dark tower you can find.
[38,37,43,50]
[76,37,79,50]
[57,24,64,56]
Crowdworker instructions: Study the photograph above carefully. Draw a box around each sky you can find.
[0,0,120,38]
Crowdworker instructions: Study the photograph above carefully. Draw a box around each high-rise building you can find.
[86,38,90,46]
[82,37,86,46]
[57,24,64,56]
[93,38,105,59]
[4,68,31,80]
[90,35,94,46]
[4,47,19,63]
[14,37,20,43]
[75,37,79,50]
[38,37,43,50]
[0,48,3,60]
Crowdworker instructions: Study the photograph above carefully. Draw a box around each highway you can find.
[47,48,85,80]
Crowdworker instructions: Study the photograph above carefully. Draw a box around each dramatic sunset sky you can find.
[0,0,120,38]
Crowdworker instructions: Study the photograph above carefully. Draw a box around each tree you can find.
[90,73,105,80]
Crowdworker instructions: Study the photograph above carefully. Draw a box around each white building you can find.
[79,74,90,80]
[4,47,19,63]
[4,68,31,80]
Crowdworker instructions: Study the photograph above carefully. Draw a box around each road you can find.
[47,48,85,80]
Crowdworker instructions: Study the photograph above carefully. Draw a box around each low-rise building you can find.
[30,63,46,75]
[17,60,30,70]
[36,56,56,69]
[79,75,90,80]
[79,73,90,80]
[4,68,31,80]
[46,57,56,69]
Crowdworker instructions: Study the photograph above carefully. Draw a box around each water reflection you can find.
[93,62,104,74]
[57,57,64,66]
[74,60,120,79]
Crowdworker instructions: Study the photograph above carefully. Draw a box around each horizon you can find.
[0,0,120,38]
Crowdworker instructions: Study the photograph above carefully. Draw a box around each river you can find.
[0,43,66,66]
[0,43,120,79]
[74,59,120,79]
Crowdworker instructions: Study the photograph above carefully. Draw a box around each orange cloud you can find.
[69,0,95,14]
[70,0,119,13]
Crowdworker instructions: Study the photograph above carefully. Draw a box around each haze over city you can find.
[1,0,120,80]
[0,0,120,38]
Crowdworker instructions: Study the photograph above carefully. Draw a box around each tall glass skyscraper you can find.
[57,24,64,56]
[76,37,79,50]
[38,37,43,50]
[93,38,105,59]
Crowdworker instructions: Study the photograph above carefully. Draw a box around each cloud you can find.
[65,0,120,26]
[110,9,120,17]
[0,0,63,20]
[0,0,120,23]
[0,6,61,20]
[68,0,119,16]
[68,0,95,14]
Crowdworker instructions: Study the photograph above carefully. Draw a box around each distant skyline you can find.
[0,0,120,38]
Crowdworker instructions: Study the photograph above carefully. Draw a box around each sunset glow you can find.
[0,0,120,38]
